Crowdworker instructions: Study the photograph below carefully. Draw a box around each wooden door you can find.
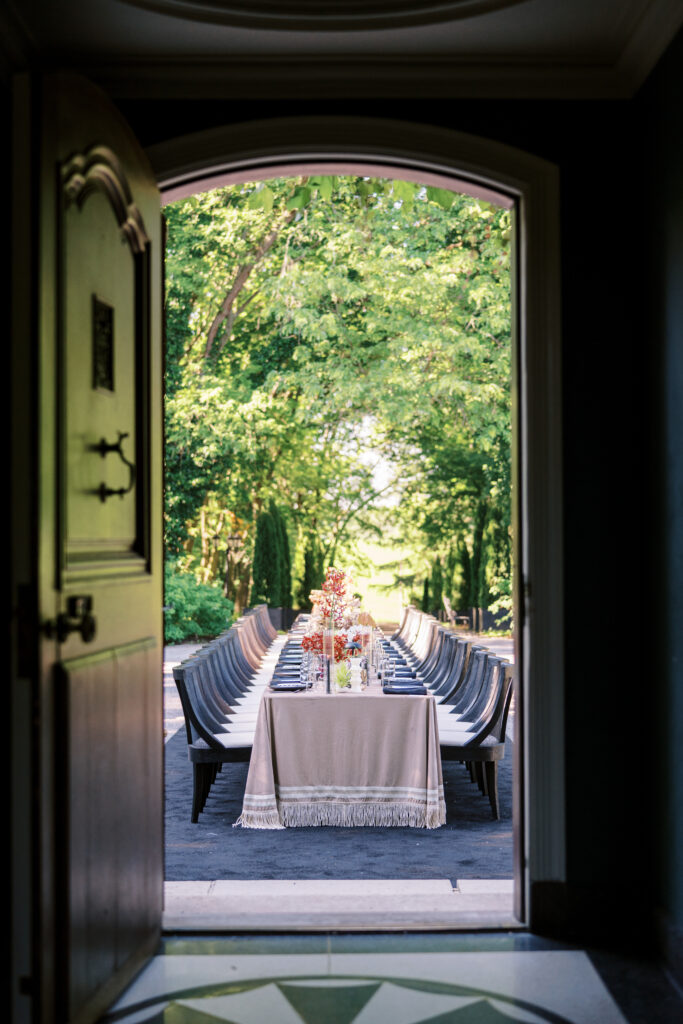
[12,73,163,1024]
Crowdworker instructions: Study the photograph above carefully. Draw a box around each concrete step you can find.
[163,879,519,931]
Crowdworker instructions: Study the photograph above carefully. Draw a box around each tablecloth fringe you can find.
[233,809,285,829]
[236,799,446,830]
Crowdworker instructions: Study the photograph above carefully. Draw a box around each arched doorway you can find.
[149,117,565,929]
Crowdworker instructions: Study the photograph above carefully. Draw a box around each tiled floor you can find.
[103,933,683,1024]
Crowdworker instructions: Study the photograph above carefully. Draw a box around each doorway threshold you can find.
[163,879,521,932]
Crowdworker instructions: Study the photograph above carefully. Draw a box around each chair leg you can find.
[191,763,206,822]
[191,763,217,822]
[203,765,214,811]
[485,762,499,819]
[474,762,486,794]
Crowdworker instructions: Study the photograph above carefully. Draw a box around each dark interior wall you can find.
[117,78,666,941]
[638,29,683,970]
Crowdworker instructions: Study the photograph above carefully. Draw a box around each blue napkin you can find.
[270,681,308,691]
[383,684,428,695]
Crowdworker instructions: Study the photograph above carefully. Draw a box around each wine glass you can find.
[380,657,395,686]
[299,652,311,687]
[309,653,324,691]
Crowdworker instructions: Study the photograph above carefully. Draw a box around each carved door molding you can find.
[58,143,153,583]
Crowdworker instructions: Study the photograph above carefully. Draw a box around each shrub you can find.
[164,563,234,643]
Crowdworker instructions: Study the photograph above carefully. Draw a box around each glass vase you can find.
[322,626,335,661]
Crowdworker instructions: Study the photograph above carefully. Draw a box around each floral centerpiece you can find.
[301,630,348,662]
[317,566,347,627]
[302,567,353,664]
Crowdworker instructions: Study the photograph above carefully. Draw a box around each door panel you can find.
[57,639,160,1021]
[25,73,163,1023]
[61,147,152,578]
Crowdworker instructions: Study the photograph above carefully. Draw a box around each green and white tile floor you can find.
[103,933,683,1024]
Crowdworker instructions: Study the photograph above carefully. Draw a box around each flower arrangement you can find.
[317,566,349,626]
[303,566,355,661]
[301,630,348,662]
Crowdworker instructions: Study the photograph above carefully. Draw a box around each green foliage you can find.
[271,502,292,607]
[249,501,293,607]
[163,562,234,643]
[294,533,323,610]
[421,577,430,613]
[164,174,512,619]
[430,557,444,618]
[250,508,282,606]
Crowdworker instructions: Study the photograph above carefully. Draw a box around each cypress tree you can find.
[421,576,430,613]
[445,545,457,605]
[294,531,327,610]
[270,501,292,609]
[250,508,281,606]
[298,535,318,610]
[458,541,473,611]
[430,557,444,618]
[280,518,292,609]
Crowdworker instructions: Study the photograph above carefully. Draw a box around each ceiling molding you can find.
[118,0,528,32]
[3,0,682,100]
[89,54,636,101]
[615,0,683,89]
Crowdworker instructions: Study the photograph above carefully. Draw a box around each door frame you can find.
[148,116,565,928]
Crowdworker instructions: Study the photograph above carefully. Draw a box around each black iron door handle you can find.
[44,596,97,643]
[92,431,136,502]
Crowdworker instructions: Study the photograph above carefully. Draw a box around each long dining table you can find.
[235,686,446,829]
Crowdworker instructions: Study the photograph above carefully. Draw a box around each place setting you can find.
[269,569,428,697]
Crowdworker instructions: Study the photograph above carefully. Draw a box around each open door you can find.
[11,74,163,1024]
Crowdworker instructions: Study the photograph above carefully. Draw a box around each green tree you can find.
[294,533,324,610]
[271,501,292,608]
[250,508,281,606]
[430,557,444,618]
[164,174,512,623]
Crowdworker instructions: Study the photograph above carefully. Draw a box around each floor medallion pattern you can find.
[105,949,628,1024]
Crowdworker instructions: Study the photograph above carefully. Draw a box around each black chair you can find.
[439,662,514,819]
[173,659,254,822]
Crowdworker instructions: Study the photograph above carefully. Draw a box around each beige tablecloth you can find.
[236,692,446,829]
